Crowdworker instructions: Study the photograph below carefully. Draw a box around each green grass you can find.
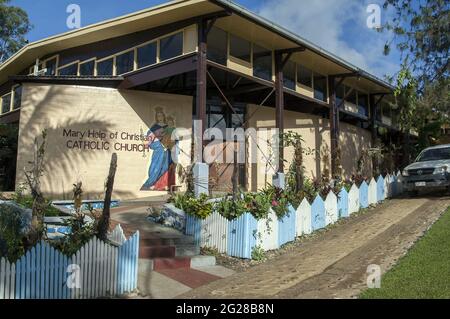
[360,207,450,299]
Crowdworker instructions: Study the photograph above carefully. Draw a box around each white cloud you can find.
[256,0,400,79]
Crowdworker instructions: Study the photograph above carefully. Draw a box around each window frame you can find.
[135,39,159,69]
[158,30,184,63]
[252,43,273,82]
[12,84,22,110]
[57,60,80,76]
[78,58,96,76]
[114,48,136,75]
[1,92,12,114]
[95,56,115,76]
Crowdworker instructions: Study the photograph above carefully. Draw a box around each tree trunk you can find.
[98,153,117,240]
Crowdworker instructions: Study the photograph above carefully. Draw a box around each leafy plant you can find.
[12,186,61,217]
[262,185,289,219]
[170,193,213,220]
[251,245,266,262]
[0,203,26,262]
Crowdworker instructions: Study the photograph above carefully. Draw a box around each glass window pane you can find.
[357,92,368,116]
[96,58,113,76]
[79,60,95,76]
[313,74,327,101]
[297,65,312,87]
[13,86,22,110]
[336,84,345,106]
[207,27,227,65]
[283,60,296,91]
[116,50,134,75]
[346,86,357,105]
[229,34,251,63]
[253,44,272,81]
[58,63,78,76]
[160,32,183,62]
[1,94,11,114]
[45,58,57,76]
[137,42,157,68]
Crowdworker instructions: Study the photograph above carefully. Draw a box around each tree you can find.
[383,0,449,87]
[98,153,117,241]
[0,0,32,63]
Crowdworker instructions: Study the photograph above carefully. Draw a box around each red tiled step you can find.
[139,245,176,259]
[153,257,191,271]
[156,268,222,289]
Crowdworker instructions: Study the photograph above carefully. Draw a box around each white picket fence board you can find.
[368,178,378,206]
[108,224,127,246]
[348,184,360,215]
[296,198,312,236]
[0,226,138,299]
[257,209,279,251]
[325,192,338,225]
[200,211,229,254]
[0,257,15,299]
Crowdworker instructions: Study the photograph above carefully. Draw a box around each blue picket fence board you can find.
[337,189,349,219]
[117,231,139,295]
[359,181,369,209]
[311,196,326,231]
[377,176,385,202]
[278,205,297,246]
[185,215,202,245]
[227,213,258,259]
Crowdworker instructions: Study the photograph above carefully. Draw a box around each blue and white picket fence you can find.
[184,172,404,259]
[0,225,139,299]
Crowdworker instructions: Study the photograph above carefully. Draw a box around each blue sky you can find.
[10,0,402,80]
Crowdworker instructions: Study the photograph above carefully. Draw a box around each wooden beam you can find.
[196,19,208,159]
[275,52,285,173]
[328,76,339,178]
[274,47,306,55]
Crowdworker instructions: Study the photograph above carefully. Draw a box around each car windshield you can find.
[416,147,450,162]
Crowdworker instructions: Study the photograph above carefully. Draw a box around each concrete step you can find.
[140,236,195,247]
[175,244,200,257]
[153,257,191,270]
[139,245,176,259]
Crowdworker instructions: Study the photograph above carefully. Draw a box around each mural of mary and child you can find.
[140,107,178,191]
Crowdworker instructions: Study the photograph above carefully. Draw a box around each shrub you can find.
[215,196,248,221]
[170,193,213,220]
[0,204,26,262]
[262,185,289,219]
[251,245,266,261]
[12,189,61,217]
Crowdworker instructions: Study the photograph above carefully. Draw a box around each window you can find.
[357,92,368,116]
[297,65,312,87]
[207,27,227,65]
[283,60,296,91]
[137,42,157,68]
[79,60,95,76]
[207,102,246,138]
[45,58,57,76]
[229,34,251,63]
[336,84,345,107]
[1,94,11,114]
[346,86,357,105]
[116,50,135,75]
[160,32,183,62]
[253,44,272,81]
[96,58,114,76]
[58,63,78,76]
[12,86,22,110]
[313,74,327,101]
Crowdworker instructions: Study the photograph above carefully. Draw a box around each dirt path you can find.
[179,196,450,299]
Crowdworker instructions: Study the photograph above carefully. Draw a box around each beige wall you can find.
[246,105,372,191]
[16,83,192,200]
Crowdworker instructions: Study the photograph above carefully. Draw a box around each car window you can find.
[416,147,450,162]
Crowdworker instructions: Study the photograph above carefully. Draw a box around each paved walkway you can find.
[110,204,236,299]
[180,196,450,299]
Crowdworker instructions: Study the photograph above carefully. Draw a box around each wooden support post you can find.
[328,76,339,179]
[275,52,285,173]
[196,19,208,161]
